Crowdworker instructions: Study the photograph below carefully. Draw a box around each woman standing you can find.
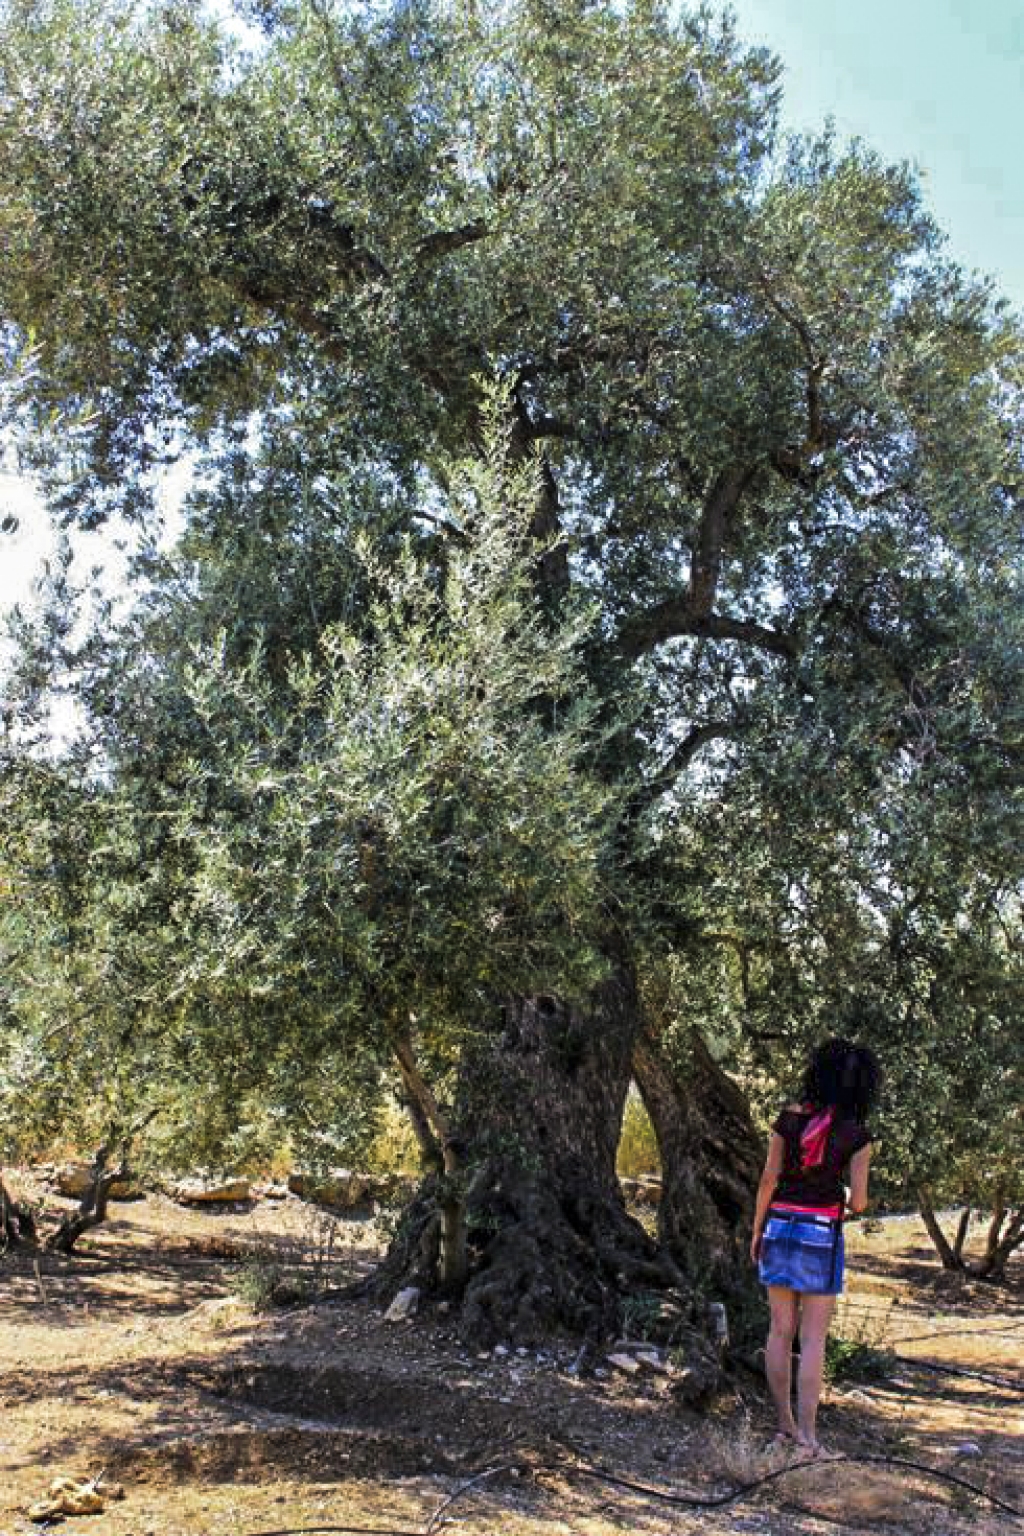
[750,1038,880,1457]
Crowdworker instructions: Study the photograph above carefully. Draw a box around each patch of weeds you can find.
[825,1332,896,1384]
[825,1296,897,1384]
[373,1192,412,1248]
[235,1254,308,1311]
[616,1087,660,1180]
[620,1289,663,1342]
[300,1205,349,1296]
[947,1474,982,1519]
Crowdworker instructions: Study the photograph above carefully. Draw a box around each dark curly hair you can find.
[801,1037,880,1122]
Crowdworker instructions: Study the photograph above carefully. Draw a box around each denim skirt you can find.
[758,1211,844,1295]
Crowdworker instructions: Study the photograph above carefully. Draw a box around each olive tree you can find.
[1,0,1021,1339]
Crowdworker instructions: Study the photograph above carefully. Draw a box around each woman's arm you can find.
[847,1143,872,1214]
[749,1132,785,1263]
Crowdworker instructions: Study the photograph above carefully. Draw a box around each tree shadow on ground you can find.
[849,1248,1024,1310]
[0,1213,379,1328]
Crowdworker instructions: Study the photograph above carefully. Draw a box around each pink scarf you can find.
[799,1106,835,1169]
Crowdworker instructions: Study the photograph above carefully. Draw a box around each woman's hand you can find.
[749,1229,762,1265]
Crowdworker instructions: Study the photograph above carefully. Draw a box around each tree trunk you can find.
[47,1145,124,1254]
[390,1026,467,1289]
[974,1199,1024,1281]
[916,1187,965,1271]
[632,1021,764,1339]
[951,1206,972,1267]
[0,1178,36,1247]
[371,959,719,1388]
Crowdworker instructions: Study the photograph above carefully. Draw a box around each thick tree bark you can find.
[916,1187,1024,1280]
[952,1207,972,1267]
[370,959,752,1396]
[631,1021,764,1336]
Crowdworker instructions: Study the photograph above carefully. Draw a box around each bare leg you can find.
[796,1292,836,1450]
[765,1286,800,1438]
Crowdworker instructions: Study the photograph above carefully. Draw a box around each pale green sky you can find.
[725,0,1024,309]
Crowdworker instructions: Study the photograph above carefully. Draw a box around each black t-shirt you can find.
[771,1106,872,1211]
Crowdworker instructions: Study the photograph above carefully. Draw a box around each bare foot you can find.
[797,1438,842,1461]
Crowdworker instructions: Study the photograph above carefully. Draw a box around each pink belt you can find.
[770,1201,842,1221]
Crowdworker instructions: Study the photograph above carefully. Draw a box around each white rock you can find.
[287,1169,369,1207]
[54,1164,137,1200]
[952,1442,984,1458]
[708,1302,730,1347]
[383,1286,421,1322]
[188,1297,238,1320]
[172,1177,251,1204]
[607,1353,641,1375]
[635,1350,670,1373]
[634,1177,663,1206]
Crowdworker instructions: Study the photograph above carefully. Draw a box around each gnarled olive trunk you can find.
[374,959,689,1343]
[46,1145,125,1254]
[372,957,759,1387]
[632,1021,764,1335]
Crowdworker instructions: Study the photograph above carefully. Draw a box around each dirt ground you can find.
[0,1174,1021,1536]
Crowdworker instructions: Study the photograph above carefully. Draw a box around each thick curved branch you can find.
[416,219,489,265]
[645,721,741,796]
[618,604,797,661]
[621,721,744,830]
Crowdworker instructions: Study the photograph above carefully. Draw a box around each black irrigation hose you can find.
[893,1353,1024,1394]
[423,1464,516,1535]
[190,1528,422,1536]
[236,1445,1024,1536]
[562,1451,1024,1521]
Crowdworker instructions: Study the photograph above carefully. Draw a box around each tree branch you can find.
[690,467,757,616]
[618,603,797,661]
[623,721,744,825]
[391,1025,452,1156]
[649,721,742,789]
[415,219,489,265]
[616,463,795,660]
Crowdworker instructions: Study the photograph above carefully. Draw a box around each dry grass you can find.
[0,1178,1021,1536]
